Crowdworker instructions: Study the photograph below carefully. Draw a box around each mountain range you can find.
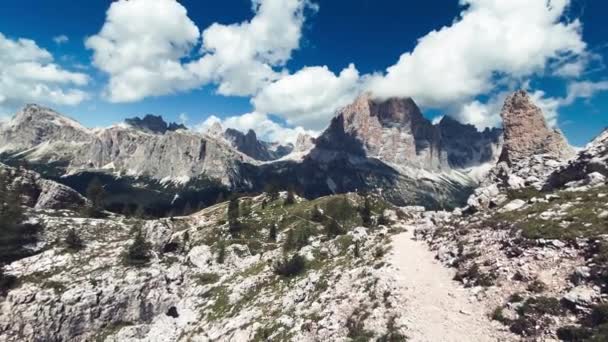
[0,91,571,213]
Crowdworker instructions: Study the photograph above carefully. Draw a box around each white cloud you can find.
[87,0,315,102]
[366,0,586,108]
[85,0,202,102]
[196,112,317,145]
[0,33,89,108]
[563,81,608,105]
[193,0,316,96]
[252,64,361,130]
[53,35,69,45]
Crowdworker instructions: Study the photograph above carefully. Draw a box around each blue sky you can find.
[0,0,607,146]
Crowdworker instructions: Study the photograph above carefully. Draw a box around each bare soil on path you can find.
[389,228,516,342]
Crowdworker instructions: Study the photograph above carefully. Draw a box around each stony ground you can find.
[0,193,414,342]
[413,181,608,341]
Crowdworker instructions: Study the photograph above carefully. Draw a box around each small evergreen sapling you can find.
[65,228,84,251]
[124,228,152,266]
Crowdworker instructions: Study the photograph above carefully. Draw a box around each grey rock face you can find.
[545,128,608,190]
[498,90,574,165]
[0,105,253,187]
[223,128,293,161]
[294,133,315,153]
[316,94,502,170]
[73,126,249,185]
[0,104,92,154]
[0,162,86,210]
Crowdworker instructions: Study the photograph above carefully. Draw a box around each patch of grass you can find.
[509,296,564,337]
[347,306,374,342]
[206,286,231,320]
[491,306,508,324]
[507,187,542,201]
[194,273,220,286]
[454,264,496,287]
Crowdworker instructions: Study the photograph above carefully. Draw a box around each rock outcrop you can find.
[498,90,574,165]
[124,115,187,134]
[0,163,86,210]
[223,128,293,161]
[545,128,608,190]
[316,93,502,170]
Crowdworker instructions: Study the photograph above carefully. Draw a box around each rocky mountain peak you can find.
[498,90,574,165]
[294,133,315,153]
[13,104,85,129]
[205,121,225,138]
[317,93,503,170]
[223,128,292,161]
[124,114,186,134]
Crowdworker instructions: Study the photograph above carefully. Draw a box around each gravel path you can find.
[389,228,516,342]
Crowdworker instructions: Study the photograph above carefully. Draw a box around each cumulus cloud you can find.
[252,64,361,130]
[87,0,315,102]
[366,0,586,108]
[193,0,316,96]
[0,33,89,108]
[563,80,608,105]
[85,0,202,102]
[196,112,317,145]
[53,35,69,45]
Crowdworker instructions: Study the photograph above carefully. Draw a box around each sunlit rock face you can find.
[498,90,574,165]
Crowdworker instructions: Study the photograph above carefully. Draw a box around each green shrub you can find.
[527,279,547,293]
[0,267,17,297]
[268,224,277,242]
[591,304,608,326]
[556,326,592,341]
[274,254,306,278]
[491,306,508,323]
[64,228,84,251]
[216,241,226,264]
[324,220,345,238]
[124,228,152,266]
[284,225,315,251]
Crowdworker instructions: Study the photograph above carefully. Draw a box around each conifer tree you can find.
[285,188,296,206]
[124,228,151,266]
[227,197,241,236]
[360,195,373,228]
[65,228,84,251]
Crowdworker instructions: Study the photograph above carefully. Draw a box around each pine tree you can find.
[268,224,277,242]
[240,199,251,217]
[264,183,280,201]
[310,205,324,222]
[227,197,241,236]
[134,205,146,219]
[64,228,84,251]
[284,188,296,206]
[182,202,193,216]
[360,195,373,228]
[84,178,105,217]
[324,219,345,238]
[124,228,151,266]
[216,241,226,264]
[0,172,38,263]
[0,266,17,297]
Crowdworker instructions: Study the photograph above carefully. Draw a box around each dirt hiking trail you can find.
[389,228,515,342]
